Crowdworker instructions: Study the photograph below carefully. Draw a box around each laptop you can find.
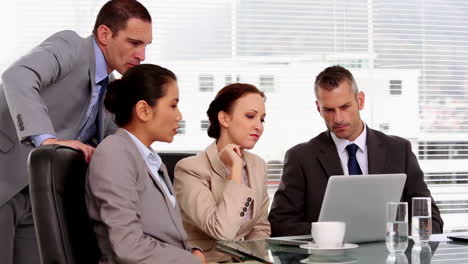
[267,173,406,245]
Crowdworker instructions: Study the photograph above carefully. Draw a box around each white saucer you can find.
[299,243,359,256]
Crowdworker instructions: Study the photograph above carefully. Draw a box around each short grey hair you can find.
[314,65,359,99]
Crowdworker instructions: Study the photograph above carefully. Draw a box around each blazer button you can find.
[243,207,247,212]
[245,202,249,206]
[240,212,245,217]
[247,197,252,202]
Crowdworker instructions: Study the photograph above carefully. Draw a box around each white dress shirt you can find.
[330,123,369,175]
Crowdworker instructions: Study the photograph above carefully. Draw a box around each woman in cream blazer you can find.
[174,83,271,262]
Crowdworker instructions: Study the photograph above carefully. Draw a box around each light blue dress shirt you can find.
[124,130,177,208]
[30,38,109,146]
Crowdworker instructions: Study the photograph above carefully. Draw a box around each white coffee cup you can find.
[311,221,346,249]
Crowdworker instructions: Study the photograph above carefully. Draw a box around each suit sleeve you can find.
[1,31,82,141]
[86,143,200,264]
[245,161,271,240]
[174,158,255,241]
[268,148,311,236]
[403,140,444,234]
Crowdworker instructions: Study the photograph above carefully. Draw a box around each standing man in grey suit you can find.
[268,65,443,237]
[0,1,152,263]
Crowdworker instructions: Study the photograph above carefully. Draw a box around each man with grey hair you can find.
[268,65,443,237]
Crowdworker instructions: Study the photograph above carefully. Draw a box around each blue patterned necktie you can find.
[346,143,363,175]
[96,77,109,115]
[77,76,109,142]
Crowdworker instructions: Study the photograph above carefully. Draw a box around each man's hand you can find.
[191,249,207,264]
[42,138,95,163]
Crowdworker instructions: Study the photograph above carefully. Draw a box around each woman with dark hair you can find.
[173,83,271,262]
[85,64,206,264]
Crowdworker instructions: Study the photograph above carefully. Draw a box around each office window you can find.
[225,75,232,85]
[225,74,241,85]
[379,123,390,133]
[266,160,282,197]
[389,80,402,95]
[177,120,186,135]
[200,120,210,131]
[425,172,468,186]
[418,141,468,160]
[259,75,275,92]
[199,75,214,92]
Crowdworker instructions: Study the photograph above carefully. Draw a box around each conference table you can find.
[216,233,468,263]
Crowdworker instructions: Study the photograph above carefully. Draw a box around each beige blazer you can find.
[86,129,200,264]
[174,142,271,262]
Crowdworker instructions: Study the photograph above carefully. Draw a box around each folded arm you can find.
[174,159,255,241]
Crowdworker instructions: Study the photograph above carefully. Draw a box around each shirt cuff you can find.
[30,134,56,147]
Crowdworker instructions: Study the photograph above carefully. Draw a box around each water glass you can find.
[386,253,409,264]
[412,197,432,243]
[386,202,408,253]
[411,243,432,264]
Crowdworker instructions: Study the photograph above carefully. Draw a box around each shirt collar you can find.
[331,122,367,155]
[124,129,162,171]
[93,38,108,85]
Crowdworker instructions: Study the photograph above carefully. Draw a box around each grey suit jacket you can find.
[0,30,116,206]
[86,129,200,264]
[268,127,444,237]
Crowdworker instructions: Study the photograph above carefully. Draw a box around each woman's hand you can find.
[191,249,207,264]
[219,144,243,184]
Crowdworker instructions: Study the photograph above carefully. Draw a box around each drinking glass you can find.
[386,202,408,253]
[386,253,409,264]
[411,243,432,264]
[412,197,432,243]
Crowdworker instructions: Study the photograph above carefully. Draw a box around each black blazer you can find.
[268,127,443,237]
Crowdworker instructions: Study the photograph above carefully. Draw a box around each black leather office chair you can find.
[28,145,100,264]
[159,152,195,183]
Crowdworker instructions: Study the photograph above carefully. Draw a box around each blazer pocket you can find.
[0,130,14,153]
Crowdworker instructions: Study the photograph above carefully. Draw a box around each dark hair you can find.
[206,83,265,139]
[314,65,358,99]
[104,64,176,127]
[93,0,151,37]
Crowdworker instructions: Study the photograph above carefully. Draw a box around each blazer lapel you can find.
[118,130,188,247]
[145,166,177,219]
[243,151,258,219]
[317,132,344,177]
[146,161,189,247]
[157,163,190,248]
[206,142,228,179]
[159,163,174,195]
[367,128,387,174]
[74,36,96,139]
